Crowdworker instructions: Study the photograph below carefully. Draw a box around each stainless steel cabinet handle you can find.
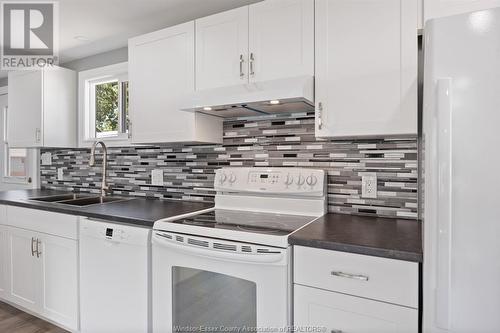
[35,128,41,142]
[36,238,41,258]
[239,54,245,78]
[331,270,369,281]
[317,102,324,130]
[249,52,255,76]
[31,237,36,257]
[128,121,132,139]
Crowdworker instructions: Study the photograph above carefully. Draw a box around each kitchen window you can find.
[79,62,129,146]
[5,148,28,178]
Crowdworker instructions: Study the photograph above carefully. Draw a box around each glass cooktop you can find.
[170,209,317,236]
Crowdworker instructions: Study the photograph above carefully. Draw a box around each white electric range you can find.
[152,167,326,333]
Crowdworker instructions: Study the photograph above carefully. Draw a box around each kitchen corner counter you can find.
[0,189,214,227]
[289,213,422,262]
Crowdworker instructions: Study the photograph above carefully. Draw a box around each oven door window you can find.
[172,266,257,332]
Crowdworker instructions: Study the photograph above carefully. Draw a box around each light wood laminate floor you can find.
[0,302,68,333]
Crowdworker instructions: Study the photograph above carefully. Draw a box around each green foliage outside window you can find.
[95,81,119,133]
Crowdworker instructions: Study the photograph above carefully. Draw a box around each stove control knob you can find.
[296,174,305,186]
[219,172,227,185]
[228,173,237,184]
[306,174,317,186]
[284,174,294,186]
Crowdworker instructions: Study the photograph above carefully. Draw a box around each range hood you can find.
[181,75,314,118]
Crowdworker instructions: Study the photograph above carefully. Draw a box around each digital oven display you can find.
[260,174,269,179]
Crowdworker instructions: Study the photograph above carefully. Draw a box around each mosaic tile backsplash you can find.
[40,112,418,219]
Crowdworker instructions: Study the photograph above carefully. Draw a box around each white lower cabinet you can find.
[293,246,419,333]
[0,207,79,331]
[294,285,418,333]
[7,227,40,313]
[38,233,78,329]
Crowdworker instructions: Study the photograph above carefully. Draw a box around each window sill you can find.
[2,177,30,185]
[80,135,132,148]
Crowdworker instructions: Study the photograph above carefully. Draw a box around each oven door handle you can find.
[153,233,286,265]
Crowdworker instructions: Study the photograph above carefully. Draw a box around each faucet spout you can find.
[89,141,109,197]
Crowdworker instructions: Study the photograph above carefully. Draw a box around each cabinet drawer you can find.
[294,284,418,333]
[5,206,78,240]
[294,246,418,308]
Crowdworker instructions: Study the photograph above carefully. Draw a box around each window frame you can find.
[78,62,130,147]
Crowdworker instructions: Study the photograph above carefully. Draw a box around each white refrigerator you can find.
[424,7,500,333]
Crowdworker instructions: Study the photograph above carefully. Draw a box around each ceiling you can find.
[0,0,262,78]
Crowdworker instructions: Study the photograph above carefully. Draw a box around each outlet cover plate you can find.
[151,169,164,186]
[361,172,377,199]
[41,152,52,165]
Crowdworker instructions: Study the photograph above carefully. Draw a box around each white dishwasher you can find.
[80,218,151,333]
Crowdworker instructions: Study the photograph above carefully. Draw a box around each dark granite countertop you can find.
[289,213,423,262]
[0,189,214,228]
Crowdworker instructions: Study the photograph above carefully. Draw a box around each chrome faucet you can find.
[89,141,109,197]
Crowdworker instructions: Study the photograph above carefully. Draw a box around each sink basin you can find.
[29,194,130,206]
[29,194,92,202]
[57,196,130,206]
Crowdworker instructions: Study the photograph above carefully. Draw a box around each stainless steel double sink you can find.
[28,193,130,207]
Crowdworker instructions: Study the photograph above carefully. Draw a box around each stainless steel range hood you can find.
[181,75,314,118]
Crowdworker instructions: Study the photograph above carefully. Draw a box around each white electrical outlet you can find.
[41,152,52,165]
[151,169,164,186]
[57,168,64,181]
[361,173,377,198]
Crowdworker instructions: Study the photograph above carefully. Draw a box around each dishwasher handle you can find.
[153,232,286,265]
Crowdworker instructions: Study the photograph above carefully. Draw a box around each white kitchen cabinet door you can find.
[7,71,43,147]
[294,284,418,333]
[315,0,418,137]
[195,6,249,90]
[249,0,314,83]
[38,233,78,330]
[424,0,500,22]
[7,68,76,148]
[6,227,40,312]
[0,225,7,300]
[129,21,222,144]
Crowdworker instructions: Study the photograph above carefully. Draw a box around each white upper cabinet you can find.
[195,7,249,90]
[7,67,76,148]
[424,0,500,22]
[315,0,418,137]
[195,0,314,90]
[248,0,314,82]
[128,21,222,144]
